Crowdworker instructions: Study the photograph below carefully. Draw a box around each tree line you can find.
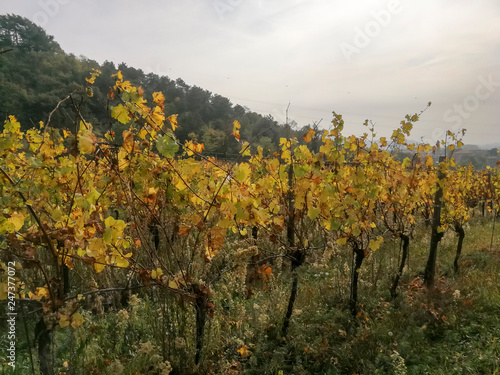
[0,14,314,157]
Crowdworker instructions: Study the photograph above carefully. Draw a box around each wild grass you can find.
[2,215,500,374]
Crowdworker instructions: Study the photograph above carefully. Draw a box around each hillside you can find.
[0,14,306,156]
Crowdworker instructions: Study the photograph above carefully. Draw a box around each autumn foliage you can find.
[1,71,499,374]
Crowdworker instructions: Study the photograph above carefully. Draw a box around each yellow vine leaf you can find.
[302,128,316,143]
[78,130,96,154]
[153,92,165,107]
[4,115,21,135]
[29,287,50,301]
[85,68,101,85]
[87,238,106,258]
[59,316,70,328]
[233,120,241,140]
[369,236,383,251]
[168,280,179,289]
[234,163,251,183]
[281,149,291,162]
[151,268,163,280]
[71,313,84,328]
[94,262,106,273]
[273,216,284,227]
[237,345,250,357]
[337,237,347,246]
[240,141,251,156]
[138,129,148,140]
[402,157,411,169]
[150,106,165,130]
[122,130,134,153]
[168,114,178,131]
[9,212,26,231]
[111,104,131,124]
[111,70,123,81]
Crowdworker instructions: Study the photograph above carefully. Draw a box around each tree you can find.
[0,15,289,156]
[0,14,61,53]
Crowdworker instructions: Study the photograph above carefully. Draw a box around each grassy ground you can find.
[1,216,500,374]
[242,215,500,375]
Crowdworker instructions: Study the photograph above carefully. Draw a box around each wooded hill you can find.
[0,14,312,156]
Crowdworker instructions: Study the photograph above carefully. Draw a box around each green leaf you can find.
[103,226,112,244]
[293,165,307,178]
[330,218,342,231]
[156,135,179,158]
[307,206,321,220]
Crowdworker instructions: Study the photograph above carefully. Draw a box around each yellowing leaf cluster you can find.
[4,71,494,337]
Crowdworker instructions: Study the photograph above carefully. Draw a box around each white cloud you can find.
[1,0,499,144]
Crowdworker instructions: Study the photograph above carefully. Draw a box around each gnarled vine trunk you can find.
[453,223,465,273]
[424,156,445,288]
[36,318,53,375]
[281,163,305,337]
[350,242,365,316]
[193,284,212,366]
[390,234,409,299]
[282,249,304,336]
[194,297,206,366]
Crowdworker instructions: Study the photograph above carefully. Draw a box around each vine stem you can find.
[0,166,60,305]
[490,209,496,251]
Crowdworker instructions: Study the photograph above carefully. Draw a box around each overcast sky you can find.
[1,0,499,145]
